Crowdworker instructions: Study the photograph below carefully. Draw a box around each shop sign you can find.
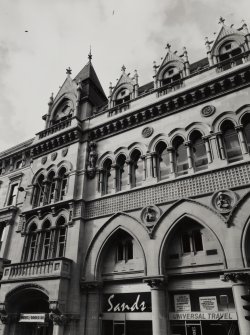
[103,292,151,313]
[174,294,191,312]
[169,312,237,321]
[19,313,46,323]
[199,296,218,312]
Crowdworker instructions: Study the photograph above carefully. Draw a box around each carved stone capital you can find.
[143,276,167,289]
[220,272,250,283]
[80,280,103,292]
[49,312,68,326]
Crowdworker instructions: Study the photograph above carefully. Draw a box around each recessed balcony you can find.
[1,257,72,282]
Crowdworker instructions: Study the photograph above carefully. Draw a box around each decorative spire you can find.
[219,16,225,25]
[121,65,126,74]
[66,67,72,76]
[88,45,92,62]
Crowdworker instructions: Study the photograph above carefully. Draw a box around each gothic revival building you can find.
[0,17,250,335]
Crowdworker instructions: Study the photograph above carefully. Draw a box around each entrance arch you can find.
[5,284,53,335]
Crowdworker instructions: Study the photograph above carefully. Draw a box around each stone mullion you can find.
[185,141,193,170]
[141,155,147,181]
[126,160,132,187]
[236,126,249,155]
[202,136,213,164]
[216,132,226,160]
[167,147,175,175]
[111,164,117,192]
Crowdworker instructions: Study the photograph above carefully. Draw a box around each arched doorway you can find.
[161,216,239,335]
[5,286,53,335]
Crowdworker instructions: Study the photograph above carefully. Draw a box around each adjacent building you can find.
[0,17,250,335]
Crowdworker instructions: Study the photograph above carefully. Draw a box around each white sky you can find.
[0,0,250,151]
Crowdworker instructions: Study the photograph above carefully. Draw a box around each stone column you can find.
[216,132,226,160]
[236,126,248,155]
[185,141,193,170]
[167,147,175,176]
[203,136,212,164]
[145,153,155,181]
[144,277,168,335]
[81,282,102,335]
[111,164,117,192]
[126,160,132,187]
[221,272,250,335]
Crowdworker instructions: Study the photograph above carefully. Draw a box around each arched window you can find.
[173,137,188,176]
[54,217,67,258]
[33,174,45,208]
[221,120,242,163]
[116,154,127,192]
[102,159,113,195]
[116,238,133,262]
[58,167,68,201]
[155,142,170,180]
[219,40,243,70]
[40,220,52,260]
[46,171,56,204]
[130,149,143,187]
[242,113,250,153]
[190,131,208,171]
[115,88,130,106]
[22,223,38,262]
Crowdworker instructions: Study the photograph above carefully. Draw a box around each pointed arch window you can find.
[162,66,181,87]
[116,239,133,262]
[54,217,67,258]
[116,154,127,192]
[47,171,56,204]
[33,174,45,207]
[22,223,38,262]
[155,142,170,180]
[130,149,143,187]
[221,120,242,163]
[173,137,188,176]
[190,131,208,171]
[242,113,250,152]
[58,167,68,201]
[102,159,113,195]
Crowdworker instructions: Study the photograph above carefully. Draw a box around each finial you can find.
[121,65,126,73]
[88,45,92,61]
[134,69,138,77]
[66,67,72,75]
[166,43,171,51]
[219,16,225,25]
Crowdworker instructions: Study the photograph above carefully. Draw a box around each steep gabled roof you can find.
[74,61,106,98]
[211,24,245,53]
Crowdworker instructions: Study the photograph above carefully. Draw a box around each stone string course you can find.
[85,163,250,219]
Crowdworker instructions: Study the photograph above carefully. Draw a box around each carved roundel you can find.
[201,105,216,117]
[41,156,47,165]
[141,205,161,228]
[142,126,154,138]
[211,189,237,214]
[51,152,58,161]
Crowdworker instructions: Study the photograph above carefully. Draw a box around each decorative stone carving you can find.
[61,147,68,157]
[41,156,47,165]
[212,189,237,214]
[51,152,58,161]
[141,205,161,232]
[49,312,68,326]
[86,141,98,179]
[201,105,216,117]
[142,126,154,138]
[220,272,250,283]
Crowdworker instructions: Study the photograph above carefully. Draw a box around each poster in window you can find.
[199,296,218,312]
[186,324,202,335]
[174,294,191,312]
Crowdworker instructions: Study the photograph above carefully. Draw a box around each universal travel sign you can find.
[169,312,237,321]
[103,293,151,313]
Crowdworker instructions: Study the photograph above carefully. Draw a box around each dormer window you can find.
[162,67,181,87]
[218,40,243,69]
[115,88,130,106]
